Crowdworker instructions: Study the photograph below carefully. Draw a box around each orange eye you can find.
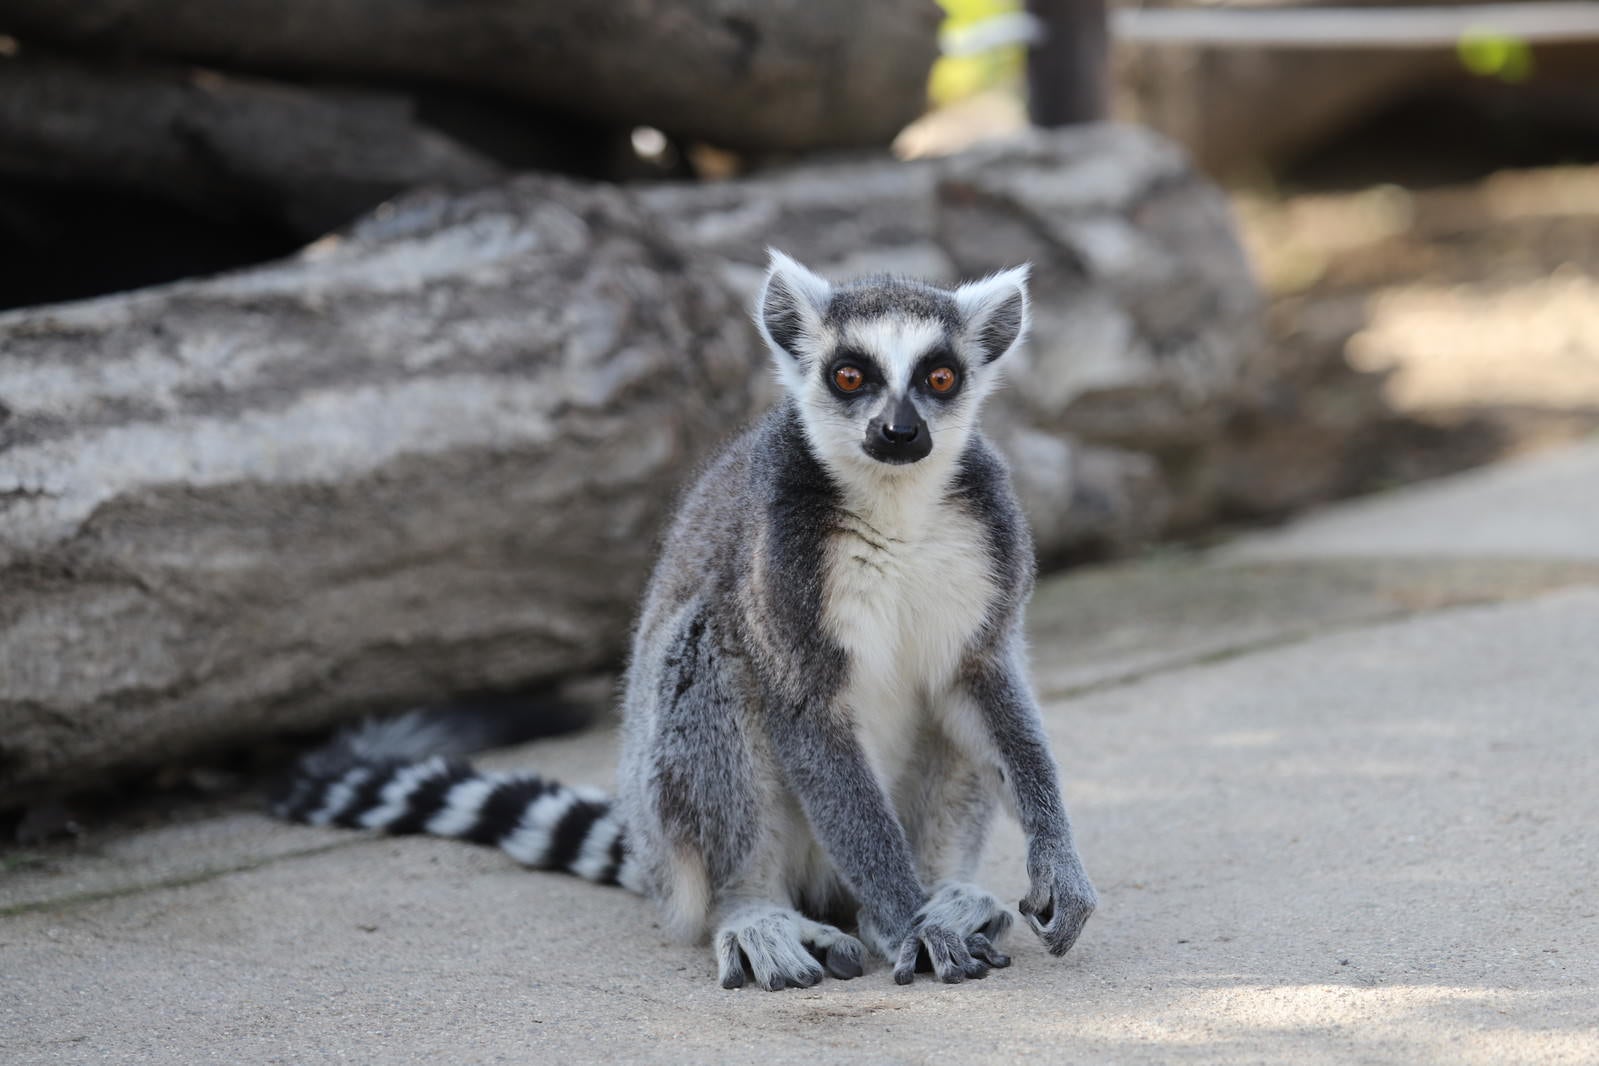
[927,366,957,393]
[833,366,864,392]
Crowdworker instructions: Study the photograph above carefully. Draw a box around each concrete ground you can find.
[5,442,1598,1065]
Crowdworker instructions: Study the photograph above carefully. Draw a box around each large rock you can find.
[0,0,941,154]
[0,125,1261,798]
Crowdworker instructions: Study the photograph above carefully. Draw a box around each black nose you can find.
[880,423,919,444]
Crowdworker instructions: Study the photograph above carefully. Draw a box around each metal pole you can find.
[1026,0,1111,126]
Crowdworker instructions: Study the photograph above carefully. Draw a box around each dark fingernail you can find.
[895,969,915,986]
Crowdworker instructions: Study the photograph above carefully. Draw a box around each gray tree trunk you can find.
[0,0,942,153]
[0,125,1260,799]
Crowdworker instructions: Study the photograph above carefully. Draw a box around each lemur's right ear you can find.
[955,265,1031,365]
[756,249,831,362]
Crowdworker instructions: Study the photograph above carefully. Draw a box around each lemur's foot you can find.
[714,905,866,991]
[891,882,1015,985]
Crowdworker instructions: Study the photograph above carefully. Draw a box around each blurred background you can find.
[2,0,1597,813]
[916,0,1599,502]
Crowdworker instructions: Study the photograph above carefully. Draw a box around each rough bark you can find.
[0,125,1260,798]
[0,179,758,799]
[0,0,942,153]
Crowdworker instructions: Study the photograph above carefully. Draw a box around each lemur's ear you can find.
[756,249,831,362]
[954,265,1031,365]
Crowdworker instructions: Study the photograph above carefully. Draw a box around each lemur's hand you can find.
[890,920,1008,986]
[1020,841,1097,956]
[860,881,1014,985]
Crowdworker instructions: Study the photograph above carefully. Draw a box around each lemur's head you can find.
[756,250,1029,478]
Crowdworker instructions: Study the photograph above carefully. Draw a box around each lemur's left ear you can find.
[755,249,831,362]
[954,265,1031,365]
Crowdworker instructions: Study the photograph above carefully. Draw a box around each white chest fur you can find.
[821,496,996,784]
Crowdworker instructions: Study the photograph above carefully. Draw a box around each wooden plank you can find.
[1115,2,1599,47]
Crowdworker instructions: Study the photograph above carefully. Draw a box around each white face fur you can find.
[755,250,1031,494]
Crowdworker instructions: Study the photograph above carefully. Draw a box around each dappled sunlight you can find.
[1041,983,1599,1065]
[1349,273,1599,411]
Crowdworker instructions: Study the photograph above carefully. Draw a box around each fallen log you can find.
[0,0,942,152]
[0,125,1261,799]
[0,51,504,238]
[0,179,759,800]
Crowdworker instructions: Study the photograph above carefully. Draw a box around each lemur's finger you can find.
[1044,905,1090,956]
[893,935,922,985]
[737,925,824,991]
[823,941,865,979]
[717,932,748,989]
[786,966,822,988]
[796,919,865,980]
[1021,888,1058,944]
[925,933,961,983]
[929,928,982,983]
[966,932,1011,969]
[951,928,991,980]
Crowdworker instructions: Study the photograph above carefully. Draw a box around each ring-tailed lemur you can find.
[275,251,1098,989]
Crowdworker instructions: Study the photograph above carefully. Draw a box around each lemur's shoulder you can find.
[950,432,1035,601]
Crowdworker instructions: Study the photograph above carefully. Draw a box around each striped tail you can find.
[271,715,639,890]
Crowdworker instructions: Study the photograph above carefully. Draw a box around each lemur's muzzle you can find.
[864,396,933,465]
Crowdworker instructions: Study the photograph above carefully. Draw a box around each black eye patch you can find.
[824,349,885,398]
[911,349,966,400]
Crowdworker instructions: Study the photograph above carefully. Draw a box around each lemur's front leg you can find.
[966,645,1098,956]
[766,701,1001,984]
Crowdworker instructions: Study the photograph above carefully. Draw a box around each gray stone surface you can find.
[1225,440,1599,561]
[4,587,1596,1064]
[6,446,1598,1064]
[1028,555,1599,696]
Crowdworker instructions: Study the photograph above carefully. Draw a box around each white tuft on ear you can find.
[954,265,1031,365]
[755,249,831,365]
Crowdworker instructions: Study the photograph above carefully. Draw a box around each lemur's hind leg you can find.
[892,721,1015,977]
[634,605,866,989]
[710,795,866,989]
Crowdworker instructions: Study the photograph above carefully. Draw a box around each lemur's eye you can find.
[927,366,958,393]
[833,366,864,392]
